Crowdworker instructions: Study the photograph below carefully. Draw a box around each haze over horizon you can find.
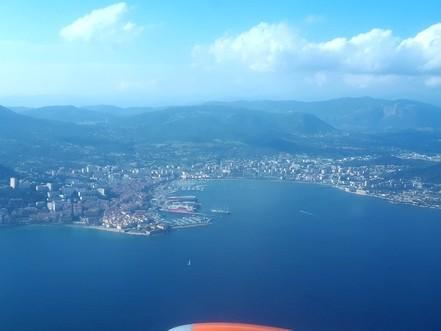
[3,96,441,110]
[1,0,441,107]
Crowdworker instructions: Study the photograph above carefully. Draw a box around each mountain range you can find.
[12,105,155,124]
[2,97,441,165]
[117,105,334,143]
[207,97,441,132]
[10,97,441,132]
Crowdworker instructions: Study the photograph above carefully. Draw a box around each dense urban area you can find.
[1,151,441,236]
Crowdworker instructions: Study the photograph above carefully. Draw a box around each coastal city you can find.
[1,152,441,235]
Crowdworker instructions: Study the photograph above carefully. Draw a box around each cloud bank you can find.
[60,2,142,43]
[194,22,441,82]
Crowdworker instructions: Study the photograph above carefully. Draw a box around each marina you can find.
[164,215,212,229]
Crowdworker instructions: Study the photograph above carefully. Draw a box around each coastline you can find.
[205,177,441,211]
[65,224,152,236]
[2,178,439,236]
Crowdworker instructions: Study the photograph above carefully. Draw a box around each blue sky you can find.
[1,0,441,106]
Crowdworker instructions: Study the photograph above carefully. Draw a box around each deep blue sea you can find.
[1,180,441,331]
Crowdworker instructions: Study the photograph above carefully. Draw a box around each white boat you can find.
[210,209,230,214]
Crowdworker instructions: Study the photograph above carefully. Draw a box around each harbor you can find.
[156,180,215,230]
[81,179,229,237]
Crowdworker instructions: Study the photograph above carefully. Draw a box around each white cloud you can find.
[202,22,297,72]
[194,22,441,77]
[60,2,142,42]
[400,23,441,72]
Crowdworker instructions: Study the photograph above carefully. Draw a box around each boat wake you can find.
[299,210,314,217]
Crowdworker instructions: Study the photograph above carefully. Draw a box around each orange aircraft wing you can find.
[169,323,291,331]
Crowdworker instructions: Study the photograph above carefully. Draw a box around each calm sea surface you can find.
[1,180,441,331]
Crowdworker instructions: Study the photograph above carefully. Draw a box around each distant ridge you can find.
[16,105,110,124]
[0,105,19,118]
[0,104,130,165]
[83,105,155,117]
[120,105,335,144]
[0,105,78,138]
[10,97,441,131]
[12,105,156,124]
[2,97,441,165]
[206,97,441,132]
